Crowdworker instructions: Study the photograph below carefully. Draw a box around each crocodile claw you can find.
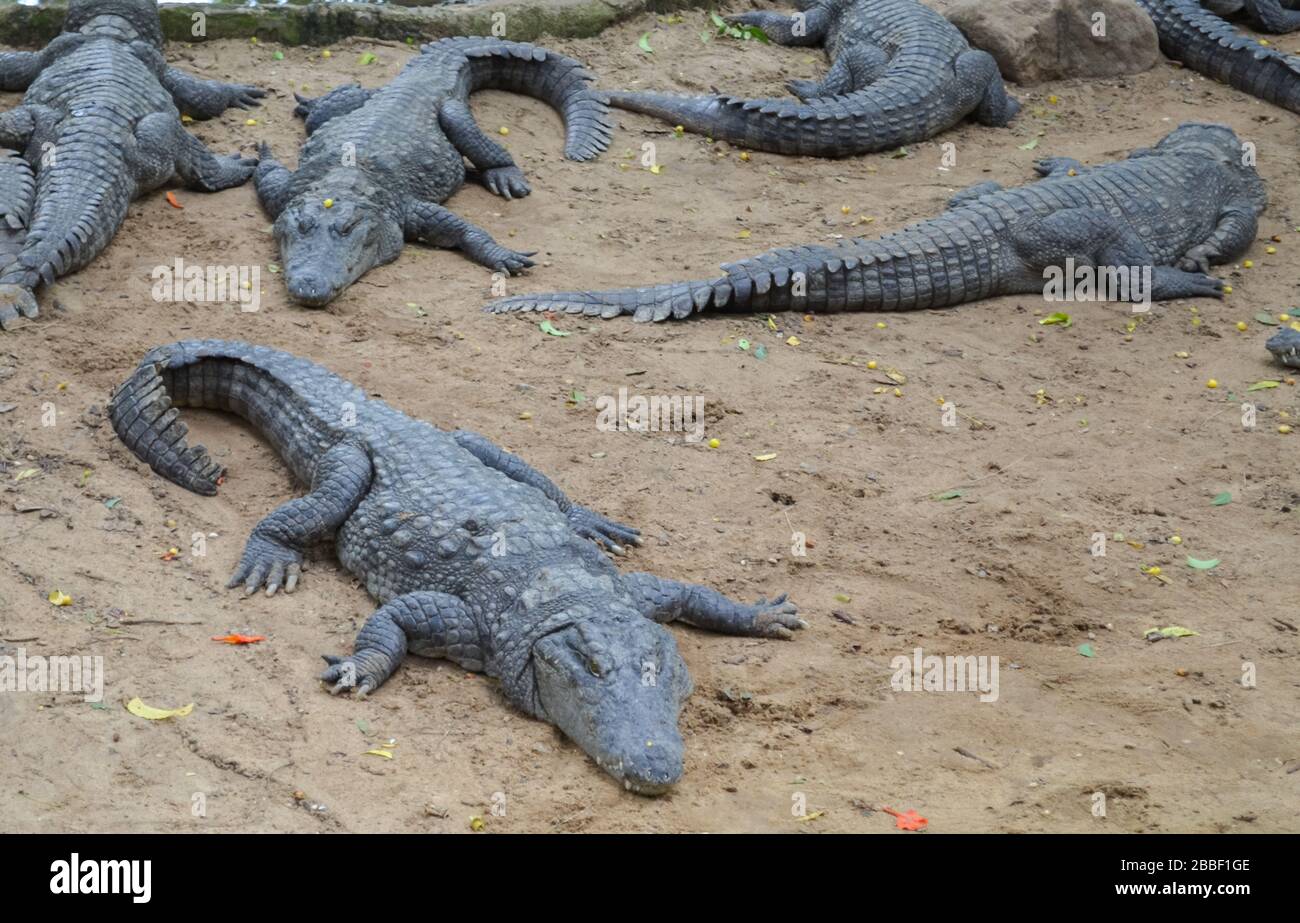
[320,654,376,699]
[228,535,304,596]
[229,85,267,110]
[567,505,642,554]
[749,594,805,640]
[481,165,532,200]
[0,284,38,330]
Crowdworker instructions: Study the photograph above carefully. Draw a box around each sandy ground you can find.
[2,4,1298,834]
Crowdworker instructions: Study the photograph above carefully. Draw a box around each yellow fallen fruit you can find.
[470,816,486,832]
[866,360,878,370]
[1169,535,1182,545]
[840,205,850,214]
[1267,246,1277,254]
[321,49,332,58]
[786,336,800,346]
[1223,286,1233,295]
[323,198,334,209]
[1281,424,1293,435]
[364,749,394,759]
[1236,321,1248,332]
[753,453,777,461]
[875,321,887,329]
[739,152,750,162]
[126,698,194,720]
[498,126,509,136]
[1206,379,1218,389]
[1243,260,1254,269]
[245,118,257,126]
[48,590,72,606]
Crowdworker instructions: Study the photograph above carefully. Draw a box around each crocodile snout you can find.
[599,734,685,796]
[1266,328,1300,368]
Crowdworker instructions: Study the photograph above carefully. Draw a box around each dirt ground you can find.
[2,4,1298,834]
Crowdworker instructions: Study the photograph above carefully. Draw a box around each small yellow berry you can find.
[1207,379,1218,389]
[321,49,332,59]
[892,388,903,398]
[1223,285,1233,295]
[866,360,877,370]
[875,321,887,329]
[708,438,720,449]
[1280,314,1291,322]
[1236,321,1248,332]
[1175,351,1190,359]
[841,205,851,214]
[1267,246,1277,254]
[1280,424,1294,435]
[1170,536,1182,545]
[739,151,750,162]
[323,198,334,208]
[498,126,509,136]
[1243,260,1254,269]
[1147,566,1162,576]
[245,118,257,126]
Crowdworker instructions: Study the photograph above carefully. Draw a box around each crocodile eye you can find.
[336,213,362,235]
[587,659,603,678]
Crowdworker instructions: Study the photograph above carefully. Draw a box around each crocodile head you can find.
[275,183,403,307]
[533,614,694,795]
[1266,327,1300,369]
[65,0,164,47]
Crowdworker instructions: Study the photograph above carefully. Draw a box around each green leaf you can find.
[539,320,571,337]
[1186,556,1220,570]
[1211,492,1232,506]
[1145,625,1199,639]
[1019,138,1040,151]
[1039,311,1072,327]
[104,497,121,509]
[1255,312,1280,326]
[1077,643,1095,658]
[1247,380,1280,391]
[932,489,964,501]
[737,338,750,351]
[272,50,284,61]
[638,32,654,54]
[358,52,377,65]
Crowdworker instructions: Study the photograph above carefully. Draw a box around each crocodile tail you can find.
[108,342,231,496]
[604,90,876,158]
[1137,0,1300,113]
[485,229,995,321]
[427,36,614,161]
[0,116,134,292]
[0,148,35,271]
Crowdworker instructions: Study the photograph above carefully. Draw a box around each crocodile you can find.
[108,340,804,794]
[255,37,613,307]
[1266,327,1300,366]
[485,123,1263,322]
[0,0,262,329]
[601,0,1020,158]
[1136,1,1300,113]
[1199,0,1300,33]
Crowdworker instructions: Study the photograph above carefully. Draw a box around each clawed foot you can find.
[227,534,303,596]
[748,594,807,640]
[0,284,38,330]
[567,505,642,555]
[319,652,383,699]
[481,165,531,200]
[1178,243,1221,275]
[463,230,536,275]
[785,78,824,101]
[1155,268,1225,300]
[225,84,266,110]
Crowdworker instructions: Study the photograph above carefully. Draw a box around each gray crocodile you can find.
[1137,1,1300,113]
[485,123,1262,322]
[108,340,804,794]
[602,0,1019,158]
[0,0,261,329]
[255,37,613,307]
[1266,327,1300,366]
[1199,0,1300,33]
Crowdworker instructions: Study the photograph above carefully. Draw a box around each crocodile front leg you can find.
[229,441,373,596]
[450,429,641,552]
[438,99,531,199]
[293,84,373,135]
[1177,205,1259,273]
[320,591,481,698]
[622,573,806,639]
[162,67,265,120]
[786,44,890,100]
[404,200,535,274]
[253,142,295,218]
[173,129,258,193]
[0,51,44,91]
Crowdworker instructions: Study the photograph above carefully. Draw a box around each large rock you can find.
[942,0,1160,84]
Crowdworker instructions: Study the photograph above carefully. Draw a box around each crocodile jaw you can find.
[1266,329,1300,368]
[533,619,693,796]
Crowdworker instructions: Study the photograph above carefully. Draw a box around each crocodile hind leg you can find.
[293,84,374,135]
[1178,206,1260,273]
[404,200,535,274]
[174,130,258,192]
[622,573,807,639]
[162,67,265,120]
[1012,207,1225,302]
[787,44,891,100]
[1244,0,1300,32]
[724,8,829,45]
[253,142,295,218]
[948,181,1004,208]
[228,442,373,596]
[449,429,641,553]
[320,591,481,698]
[958,50,1020,126]
[438,99,531,200]
[0,51,44,91]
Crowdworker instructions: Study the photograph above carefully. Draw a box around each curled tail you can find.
[109,340,358,496]
[428,36,614,161]
[0,148,36,328]
[1137,0,1300,113]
